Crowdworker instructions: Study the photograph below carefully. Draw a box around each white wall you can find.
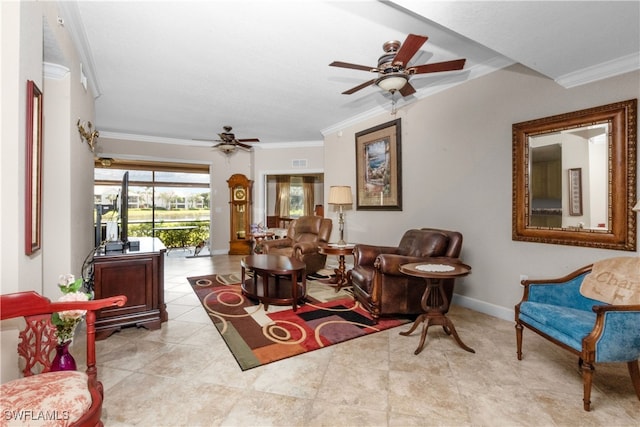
[39,5,97,298]
[0,1,43,297]
[323,64,639,321]
[0,1,25,382]
[589,140,607,226]
[1,1,97,382]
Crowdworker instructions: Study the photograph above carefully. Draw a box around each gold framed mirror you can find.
[513,99,637,251]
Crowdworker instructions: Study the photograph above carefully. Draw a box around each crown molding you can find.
[254,141,323,149]
[99,131,322,148]
[555,52,640,88]
[43,62,69,80]
[99,131,202,145]
[57,1,102,97]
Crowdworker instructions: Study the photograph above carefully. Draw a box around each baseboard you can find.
[452,293,514,322]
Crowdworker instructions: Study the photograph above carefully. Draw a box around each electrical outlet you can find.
[520,274,528,283]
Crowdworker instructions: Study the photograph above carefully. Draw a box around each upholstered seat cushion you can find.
[519,301,596,351]
[267,247,294,257]
[0,371,91,426]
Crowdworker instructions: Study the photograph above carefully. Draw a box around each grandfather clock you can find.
[227,173,252,255]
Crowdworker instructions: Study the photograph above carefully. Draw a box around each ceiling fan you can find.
[198,126,260,154]
[329,34,466,97]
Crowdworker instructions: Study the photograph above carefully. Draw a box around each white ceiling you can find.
[47,1,639,148]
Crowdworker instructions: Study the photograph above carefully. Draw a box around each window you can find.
[288,176,303,217]
[94,160,210,248]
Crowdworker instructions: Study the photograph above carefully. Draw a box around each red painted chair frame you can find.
[1,291,126,427]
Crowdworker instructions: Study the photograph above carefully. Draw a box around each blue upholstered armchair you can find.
[515,259,640,411]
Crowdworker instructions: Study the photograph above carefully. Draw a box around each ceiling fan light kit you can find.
[375,73,408,93]
[218,143,238,155]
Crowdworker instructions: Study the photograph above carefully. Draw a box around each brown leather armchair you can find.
[261,216,332,274]
[351,228,463,322]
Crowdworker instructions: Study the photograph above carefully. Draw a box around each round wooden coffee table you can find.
[318,244,355,292]
[399,259,473,355]
[240,254,306,311]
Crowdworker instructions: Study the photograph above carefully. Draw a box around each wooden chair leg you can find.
[628,360,640,401]
[515,322,523,360]
[581,361,595,411]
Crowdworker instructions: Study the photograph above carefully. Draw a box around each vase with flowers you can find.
[50,274,90,371]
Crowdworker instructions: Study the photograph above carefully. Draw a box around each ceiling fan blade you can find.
[342,79,376,95]
[392,34,428,67]
[330,61,376,72]
[409,58,466,75]
[399,82,416,97]
[236,142,253,150]
[192,138,218,142]
[236,138,260,143]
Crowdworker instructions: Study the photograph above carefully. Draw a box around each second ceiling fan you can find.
[330,33,466,97]
[199,126,260,154]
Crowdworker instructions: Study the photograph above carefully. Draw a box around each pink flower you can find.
[57,291,89,321]
[58,273,76,287]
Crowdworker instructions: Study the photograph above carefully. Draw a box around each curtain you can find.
[275,175,290,218]
[303,176,314,216]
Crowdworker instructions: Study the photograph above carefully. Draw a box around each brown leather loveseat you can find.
[261,215,332,274]
[351,228,463,322]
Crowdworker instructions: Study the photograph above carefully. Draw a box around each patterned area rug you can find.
[187,271,410,370]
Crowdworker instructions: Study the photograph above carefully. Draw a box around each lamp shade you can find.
[634,200,640,211]
[328,186,353,205]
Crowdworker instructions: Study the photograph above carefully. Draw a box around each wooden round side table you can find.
[319,244,355,292]
[399,259,473,355]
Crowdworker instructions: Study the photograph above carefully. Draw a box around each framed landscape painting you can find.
[355,119,402,210]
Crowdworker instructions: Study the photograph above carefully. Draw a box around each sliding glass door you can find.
[94,160,210,249]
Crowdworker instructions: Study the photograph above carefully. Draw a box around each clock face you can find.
[234,188,246,201]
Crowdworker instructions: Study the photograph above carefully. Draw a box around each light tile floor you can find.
[95,253,640,426]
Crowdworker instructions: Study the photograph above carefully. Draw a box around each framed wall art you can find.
[355,118,402,210]
[568,167,583,216]
[25,80,43,255]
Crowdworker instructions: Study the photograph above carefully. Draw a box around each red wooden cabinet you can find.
[92,237,167,339]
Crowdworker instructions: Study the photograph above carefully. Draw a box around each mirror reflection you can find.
[529,123,608,230]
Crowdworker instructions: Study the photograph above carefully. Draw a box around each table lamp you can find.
[328,186,353,246]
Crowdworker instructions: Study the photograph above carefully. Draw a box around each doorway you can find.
[264,173,324,227]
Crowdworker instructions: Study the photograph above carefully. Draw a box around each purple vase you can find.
[50,341,77,371]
